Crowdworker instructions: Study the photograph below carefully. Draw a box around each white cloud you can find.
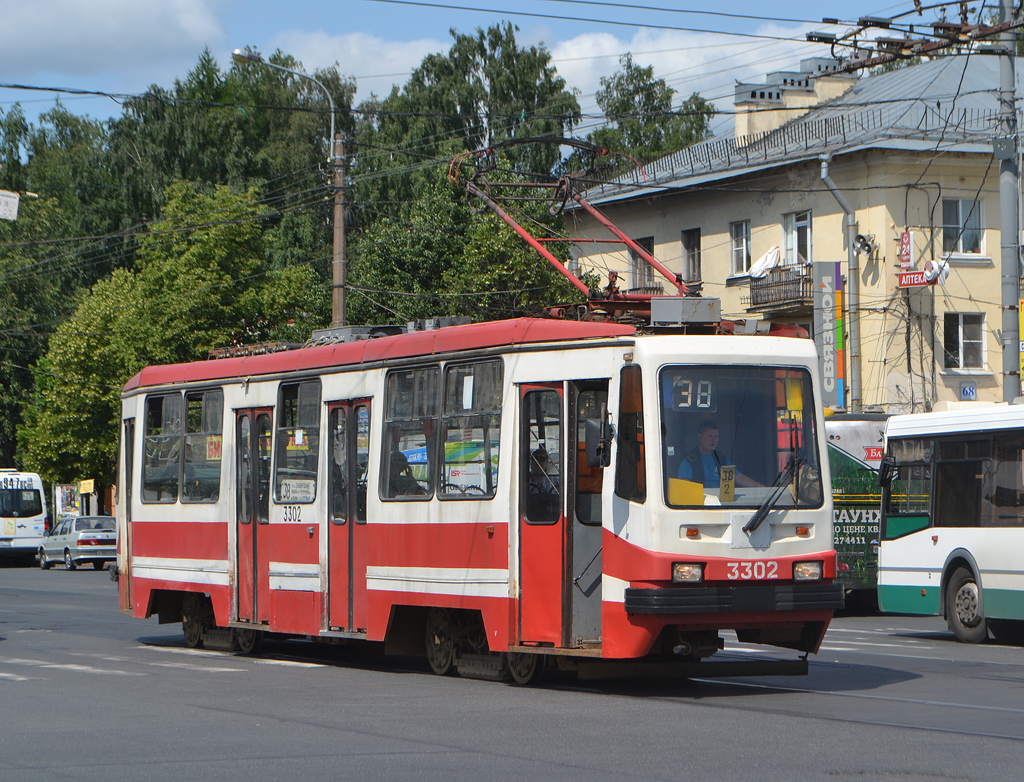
[549,24,818,136]
[0,0,222,79]
[272,30,447,103]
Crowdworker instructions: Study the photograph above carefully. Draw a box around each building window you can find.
[681,228,701,281]
[942,198,982,255]
[730,221,751,275]
[944,312,984,369]
[783,210,811,265]
[628,236,655,291]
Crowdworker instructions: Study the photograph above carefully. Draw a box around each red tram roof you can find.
[123,318,637,392]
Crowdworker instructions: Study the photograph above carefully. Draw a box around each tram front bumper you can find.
[624,582,845,615]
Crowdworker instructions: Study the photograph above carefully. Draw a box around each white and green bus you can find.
[878,404,1024,642]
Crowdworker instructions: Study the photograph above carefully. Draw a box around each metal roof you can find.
[584,56,1014,205]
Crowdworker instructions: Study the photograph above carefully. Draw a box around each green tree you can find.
[17,181,322,486]
[588,54,716,169]
[349,24,583,324]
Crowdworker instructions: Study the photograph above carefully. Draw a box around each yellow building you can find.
[571,56,1017,413]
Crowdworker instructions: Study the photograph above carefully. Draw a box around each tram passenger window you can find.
[329,408,348,523]
[441,360,503,499]
[576,385,607,523]
[522,389,562,523]
[615,366,645,504]
[382,366,439,499]
[274,381,321,503]
[142,393,182,503]
[182,389,223,503]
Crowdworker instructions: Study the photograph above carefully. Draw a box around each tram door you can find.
[120,418,135,613]
[568,381,607,645]
[327,401,371,632]
[236,409,272,624]
[519,385,566,645]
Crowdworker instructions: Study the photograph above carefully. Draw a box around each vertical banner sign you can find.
[899,230,913,270]
[814,261,846,408]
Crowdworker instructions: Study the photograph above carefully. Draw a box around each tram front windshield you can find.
[660,365,823,509]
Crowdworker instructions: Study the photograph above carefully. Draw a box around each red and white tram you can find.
[115,316,843,682]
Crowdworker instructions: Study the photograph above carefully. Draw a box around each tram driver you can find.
[677,420,761,488]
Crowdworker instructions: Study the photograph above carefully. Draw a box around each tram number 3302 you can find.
[282,505,302,522]
[726,561,779,580]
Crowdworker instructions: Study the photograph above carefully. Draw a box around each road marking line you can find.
[0,658,145,676]
[0,672,32,681]
[146,662,247,672]
[253,659,322,668]
[139,646,228,658]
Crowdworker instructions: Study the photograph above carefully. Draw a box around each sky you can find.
[0,0,933,138]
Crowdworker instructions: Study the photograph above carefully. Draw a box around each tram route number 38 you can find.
[726,561,779,580]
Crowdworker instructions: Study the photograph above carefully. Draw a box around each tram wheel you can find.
[507,651,545,686]
[182,617,205,648]
[235,627,264,655]
[424,607,457,675]
[946,567,987,644]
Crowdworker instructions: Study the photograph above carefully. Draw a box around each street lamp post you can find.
[232,49,347,327]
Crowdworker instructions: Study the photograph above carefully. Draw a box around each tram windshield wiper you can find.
[743,454,801,533]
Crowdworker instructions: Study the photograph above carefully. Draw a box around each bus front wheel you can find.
[946,567,987,644]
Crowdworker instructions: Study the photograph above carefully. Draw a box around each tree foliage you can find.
[588,54,715,169]
[348,24,582,325]
[17,182,318,485]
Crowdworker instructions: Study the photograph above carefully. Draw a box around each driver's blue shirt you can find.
[678,452,721,488]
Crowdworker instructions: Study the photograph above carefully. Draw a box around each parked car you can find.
[39,516,116,571]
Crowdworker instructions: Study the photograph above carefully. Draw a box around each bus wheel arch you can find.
[944,563,987,644]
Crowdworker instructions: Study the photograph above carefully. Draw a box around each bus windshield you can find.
[660,365,823,509]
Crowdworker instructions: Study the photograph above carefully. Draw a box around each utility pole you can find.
[998,0,1020,401]
[332,133,347,327]
[231,50,348,328]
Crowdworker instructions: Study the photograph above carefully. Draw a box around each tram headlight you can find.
[793,561,823,581]
[672,563,704,583]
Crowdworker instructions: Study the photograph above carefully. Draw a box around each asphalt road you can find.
[2,565,1022,782]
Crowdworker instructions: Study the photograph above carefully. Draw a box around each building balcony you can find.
[745,265,813,314]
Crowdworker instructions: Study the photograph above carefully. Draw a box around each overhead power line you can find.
[357,0,812,40]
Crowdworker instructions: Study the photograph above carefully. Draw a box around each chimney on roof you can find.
[733,57,859,144]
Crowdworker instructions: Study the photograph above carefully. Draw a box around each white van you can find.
[0,470,48,565]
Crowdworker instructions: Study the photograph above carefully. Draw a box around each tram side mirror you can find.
[585,410,615,469]
[878,455,895,488]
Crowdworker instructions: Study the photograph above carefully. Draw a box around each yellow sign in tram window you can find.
[720,466,736,502]
[668,478,704,506]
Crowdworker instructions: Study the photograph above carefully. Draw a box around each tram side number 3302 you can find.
[726,561,779,580]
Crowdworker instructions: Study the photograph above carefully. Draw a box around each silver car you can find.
[39,516,116,571]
